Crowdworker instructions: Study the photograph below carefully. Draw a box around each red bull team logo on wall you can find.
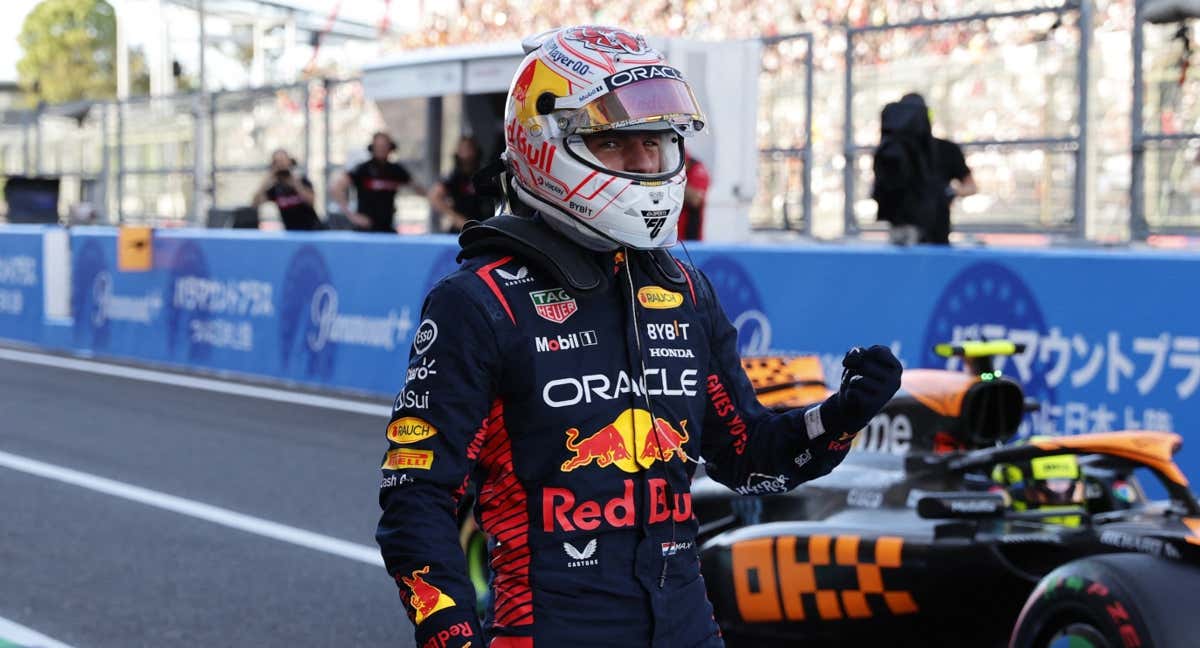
[561,408,691,473]
[400,565,456,624]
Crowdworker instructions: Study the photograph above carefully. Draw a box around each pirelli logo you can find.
[382,448,434,470]
[732,534,918,622]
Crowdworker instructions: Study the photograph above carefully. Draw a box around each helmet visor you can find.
[569,78,705,134]
[1028,478,1084,506]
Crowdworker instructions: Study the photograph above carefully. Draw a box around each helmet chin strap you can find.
[499,163,621,251]
[537,212,621,252]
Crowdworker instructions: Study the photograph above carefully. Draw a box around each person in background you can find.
[872,92,977,245]
[252,149,323,231]
[332,132,426,233]
[990,446,1086,527]
[677,151,710,241]
[428,135,495,233]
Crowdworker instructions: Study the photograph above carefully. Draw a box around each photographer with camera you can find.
[252,149,324,231]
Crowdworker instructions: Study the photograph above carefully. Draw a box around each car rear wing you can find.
[934,339,1027,376]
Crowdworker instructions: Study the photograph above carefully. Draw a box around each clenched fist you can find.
[820,345,903,437]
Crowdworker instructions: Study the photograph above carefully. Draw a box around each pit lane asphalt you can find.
[0,353,414,647]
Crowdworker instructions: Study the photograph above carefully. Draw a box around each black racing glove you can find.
[816,345,903,439]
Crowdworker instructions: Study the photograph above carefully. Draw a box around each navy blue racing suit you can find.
[377,245,861,648]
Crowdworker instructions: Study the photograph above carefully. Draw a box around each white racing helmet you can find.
[502,26,707,250]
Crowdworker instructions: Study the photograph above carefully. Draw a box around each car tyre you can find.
[1010,553,1200,648]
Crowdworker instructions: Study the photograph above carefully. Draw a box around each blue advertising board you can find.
[681,243,1200,486]
[2,225,1198,481]
[0,225,45,344]
[64,228,460,395]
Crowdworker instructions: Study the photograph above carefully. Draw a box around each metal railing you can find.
[752,32,815,234]
[841,2,1091,239]
[1132,1,1200,238]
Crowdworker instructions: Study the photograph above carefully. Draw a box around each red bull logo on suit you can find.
[543,477,693,532]
[399,565,456,624]
[560,408,691,473]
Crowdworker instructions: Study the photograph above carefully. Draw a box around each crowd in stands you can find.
[382,1,1187,237]
[392,1,1132,55]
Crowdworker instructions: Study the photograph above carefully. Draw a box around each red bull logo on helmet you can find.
[561,408,691,473]
[565,26,650,56]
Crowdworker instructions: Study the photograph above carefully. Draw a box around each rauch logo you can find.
[386,417,437,444]
[637,286,683,310]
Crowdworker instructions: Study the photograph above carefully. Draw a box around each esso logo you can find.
[413,319,438,355]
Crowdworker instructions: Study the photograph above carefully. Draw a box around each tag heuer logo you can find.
[529,288,578,324]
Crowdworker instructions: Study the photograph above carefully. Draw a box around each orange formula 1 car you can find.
[694,341,1200,648]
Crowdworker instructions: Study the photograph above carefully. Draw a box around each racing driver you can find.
[377,25,903,648]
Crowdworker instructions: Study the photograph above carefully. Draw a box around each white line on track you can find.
[0,347,391,417]
[0,615,76,648]
[0,449,384,567]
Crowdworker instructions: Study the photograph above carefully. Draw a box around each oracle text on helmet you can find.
[604,65,686,91]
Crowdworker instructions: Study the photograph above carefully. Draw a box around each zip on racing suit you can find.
[377,216,901,648]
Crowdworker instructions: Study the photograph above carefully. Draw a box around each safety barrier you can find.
[1,226,1197,479]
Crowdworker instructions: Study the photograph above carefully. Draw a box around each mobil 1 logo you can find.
[536,330,598,353]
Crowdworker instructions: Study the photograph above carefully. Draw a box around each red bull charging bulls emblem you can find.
[561,408,691,473]
[400,565,456,624]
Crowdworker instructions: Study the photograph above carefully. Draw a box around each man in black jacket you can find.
[377,25,903,648]
[872,93,976,245]
[333,132,426,233]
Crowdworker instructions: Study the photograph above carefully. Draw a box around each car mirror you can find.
[916,492,1008,519]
